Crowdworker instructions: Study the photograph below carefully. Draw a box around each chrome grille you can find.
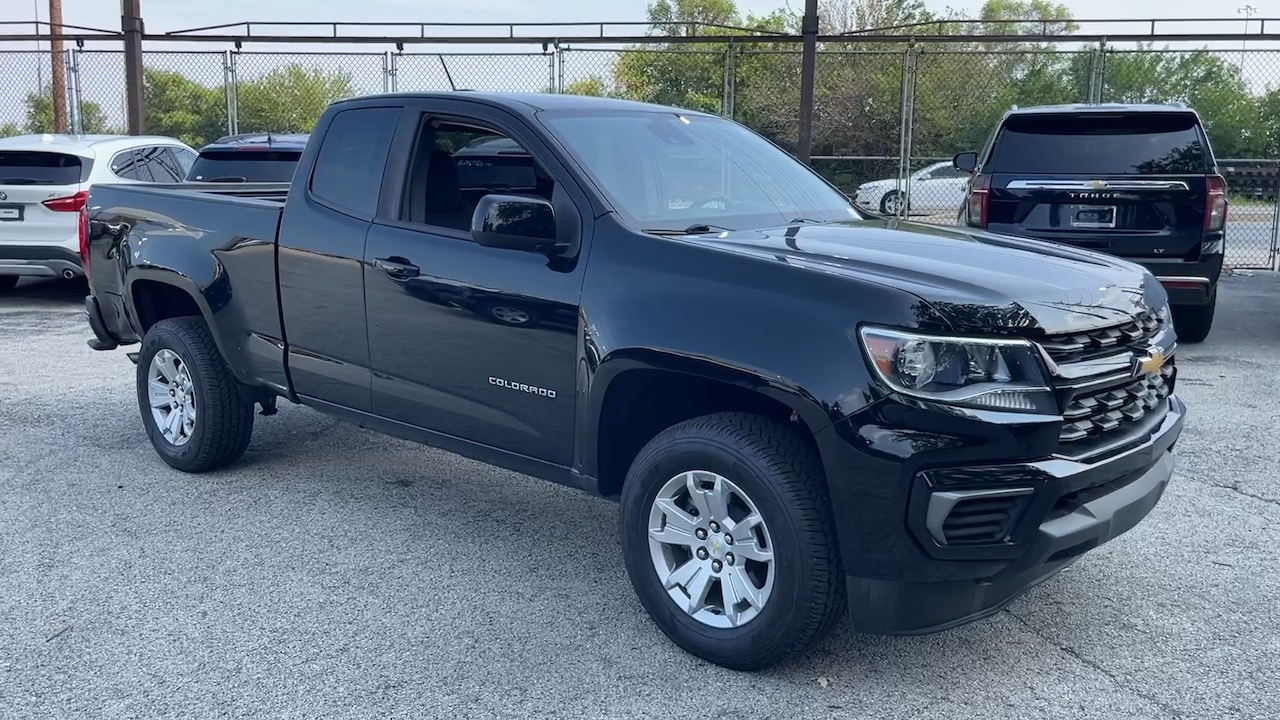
[1059,362,1175,444]
[1040,309,1163,364]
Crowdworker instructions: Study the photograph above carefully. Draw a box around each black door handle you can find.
[372,256,420,279]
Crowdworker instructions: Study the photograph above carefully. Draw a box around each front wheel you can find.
[136,317,255,472]
[619,412,845,671]
[879,190,903,215]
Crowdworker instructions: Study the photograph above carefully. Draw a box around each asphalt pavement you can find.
[1,274,1277,719]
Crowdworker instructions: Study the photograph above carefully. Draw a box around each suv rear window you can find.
[0,151,88,185]
[186,150,302,182]
[987,112,1209,175]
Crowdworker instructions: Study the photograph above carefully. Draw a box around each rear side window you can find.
[0,151,87,185]
[309,107,401,218]
[187,150,303,183]
[987,112,1209,175]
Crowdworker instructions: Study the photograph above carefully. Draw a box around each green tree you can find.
[563,75,609,97]
[235,64,354,134]
[4,86,113,136]
[1100,47,1267,158]
[144,68,226,148]
[611,0,791,115]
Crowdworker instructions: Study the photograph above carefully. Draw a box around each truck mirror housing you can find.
[470,194,559,253]
[953,152,978,174]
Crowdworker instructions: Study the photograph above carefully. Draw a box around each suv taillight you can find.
[1205,174,1227,232]
[78,205,90,276]
[42,190,87,213]
[967,174,990,227]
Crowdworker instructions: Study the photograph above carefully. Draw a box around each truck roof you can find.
[333,91,716,118]
[1004,102,1198,116]
[0,133,189,157]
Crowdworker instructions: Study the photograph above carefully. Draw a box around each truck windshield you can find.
[538,110,860,231]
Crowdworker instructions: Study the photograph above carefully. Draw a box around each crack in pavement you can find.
[1003,608,1186,719]
[1209,483,1280,508]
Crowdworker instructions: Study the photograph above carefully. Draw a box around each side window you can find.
[310,106,401,218]
[111,149,151,181]
[145,146,185,182]
[400,118,554,233]
[170,147,198,177]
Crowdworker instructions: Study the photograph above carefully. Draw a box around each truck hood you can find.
[693,218,1168,335]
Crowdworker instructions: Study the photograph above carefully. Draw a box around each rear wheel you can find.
[136,317,255,472]
[0,276,18,293]
[619,412,845,671]
[1172,292,1216,344]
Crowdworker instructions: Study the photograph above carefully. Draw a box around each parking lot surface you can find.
[1,274,1277,719]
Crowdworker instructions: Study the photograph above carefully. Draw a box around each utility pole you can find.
[122,0,145,134]
[796,0,819,165]
[49,0,68,133]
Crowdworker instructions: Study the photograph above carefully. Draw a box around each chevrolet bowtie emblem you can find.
[1135,348,1167,377]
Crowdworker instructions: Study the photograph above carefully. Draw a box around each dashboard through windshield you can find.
[538,109,861,232]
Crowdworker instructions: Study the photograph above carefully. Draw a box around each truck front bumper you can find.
[815,394,1185,636]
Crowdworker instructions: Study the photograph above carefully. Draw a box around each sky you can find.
[0,0,1274,129]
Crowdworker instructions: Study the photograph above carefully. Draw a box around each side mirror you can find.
[953,151,978,174]
[470,194,559,253]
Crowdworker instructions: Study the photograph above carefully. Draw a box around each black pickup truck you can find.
[82,92,1185,671]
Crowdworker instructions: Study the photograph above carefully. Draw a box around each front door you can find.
[363,102,588,466]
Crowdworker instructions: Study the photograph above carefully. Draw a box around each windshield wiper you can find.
[203,176,249,183]
[644,223,732,236]
[0,177,41,185]
[788,217,830,225]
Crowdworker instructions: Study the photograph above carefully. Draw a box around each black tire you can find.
[879,190,902,215]
[0,276,18,293]
[1172,293,1216,344]
[135,317,255,472]
[619,412,845,671]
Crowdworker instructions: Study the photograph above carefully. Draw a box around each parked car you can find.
[953,103,1225,342]
[0,133,197,291]
[853,160,970,215]
[184,133,309,183]
[83,92,1184,671]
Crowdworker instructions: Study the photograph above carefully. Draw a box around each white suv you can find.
[0,134,198,291]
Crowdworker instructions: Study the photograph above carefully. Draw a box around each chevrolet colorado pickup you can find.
[83,92,1186,671]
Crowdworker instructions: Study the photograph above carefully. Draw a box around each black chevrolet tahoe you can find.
[954,103,1226,343]
[81,92,1186,671]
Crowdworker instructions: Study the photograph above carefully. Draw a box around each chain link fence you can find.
[1,42,1276,267]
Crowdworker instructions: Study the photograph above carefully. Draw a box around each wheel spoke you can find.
[649,498,699,547]
[165,407,182,438]
[148,381,172,409]
[681,564,714,614]
[154,352,180,382]
[728,514,773,562]
[686,472,731,522]
[721,567,763,625]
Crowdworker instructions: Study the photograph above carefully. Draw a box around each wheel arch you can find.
[582,349,833,499]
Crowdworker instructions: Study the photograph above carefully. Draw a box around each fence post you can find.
[555,43,565,93]
[65,49,83,135]
[796,0,819,164]
[896,45,919,219]
[222,50,238,135]
[382,51,393,93]
[122,0,146,134]
[1087,39,1106,103]
[546,47,555,94]
[1270,165,1280,271]
[390,51,399,93]
[721,43,736,119]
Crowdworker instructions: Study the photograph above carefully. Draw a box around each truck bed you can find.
[85,181,292,392]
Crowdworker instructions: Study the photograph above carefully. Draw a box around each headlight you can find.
[1154,301,1171,325]
[858,326,1057,413]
